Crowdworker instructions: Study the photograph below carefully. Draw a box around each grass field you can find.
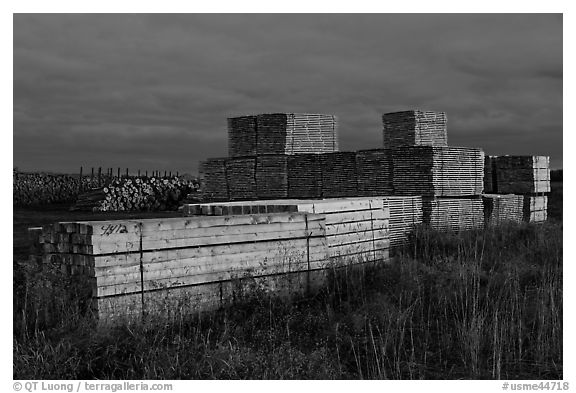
[12,184,563,379]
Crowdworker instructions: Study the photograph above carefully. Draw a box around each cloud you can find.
[13,13,563,173]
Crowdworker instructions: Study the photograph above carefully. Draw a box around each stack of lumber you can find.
[392,146,484,196]
[287,154,323,199]
[35,213,329,321]
[73,176,195,212]
[182,198,391,263]
[482,194,524,226]
[227,113,338,156]
[355,149,393,196]
[423,198,484,231]
[320,152,359,198]
[384,196,423,248]
[227,116,257,157]
[199,158,229,202]
[382,110,447,148]
[493,156,551,194]
[523,195,548,223]
[225,158,257,201]
[255,155,289,199]
[484,156,497,193]
[13,170,102,206]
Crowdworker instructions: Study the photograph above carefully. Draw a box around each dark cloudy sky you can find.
[13,13,563,174]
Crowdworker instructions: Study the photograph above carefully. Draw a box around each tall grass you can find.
[13,221,562,379]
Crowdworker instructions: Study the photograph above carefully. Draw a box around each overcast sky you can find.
[13,13,562,174]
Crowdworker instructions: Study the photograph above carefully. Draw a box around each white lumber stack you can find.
[493,156,551,194]
[228,113,338,157]
[392,146,485,197]
[382,110,447,148]
[423,198,484,231]
[35,213,330,321]
[183,197,391,263]
[523,195,548,223]
[482,194,524,226]
[383,196,423,248]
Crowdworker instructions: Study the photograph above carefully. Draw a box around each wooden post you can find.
[98,167,102,188]
[164,170,167,178]
[138,169,141,177]
[176,171,179,177]
[117,167,120,178]
[126,168,129,178]
[145,170,148,177]
[91,167,94,183]
[169,171,172,177]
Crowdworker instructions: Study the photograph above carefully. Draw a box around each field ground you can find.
[13,183,562,379]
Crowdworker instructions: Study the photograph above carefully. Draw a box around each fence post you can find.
[98,167,102,188]
[126,168,129,178]
[138,169,141,177]
[117,167,120,179]
[78,166,83,193]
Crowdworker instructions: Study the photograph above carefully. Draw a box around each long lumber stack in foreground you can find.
[423,198,484,231]
[392,146,484,197]
[384,196,423,248]
[382,110,447,148]
[523,195,548,223]
[482,194,524,226]
[183,197,390,263]
[37,214,330,321]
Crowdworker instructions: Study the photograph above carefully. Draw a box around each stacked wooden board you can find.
[225,158,257,201]
[384,196,423,248]
[493,156,551,194]
[227,116,257,157]
[523,195,548,223]
[320,152,358,198]
[484,156,497,193]
[287,154,323,199]
[182,198,390,263]
[36,214,330,321]
[392,146,484,196]
[227,113,338,156]
[255,155,289,199]
[482,194,524,226]
[423,198,484,231]
[199,159,229,202]
[355,149,394,196]
[382,110,447,149]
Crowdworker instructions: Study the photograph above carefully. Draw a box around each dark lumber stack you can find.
[287,154,323,199]
[355,149,394,196]
[423,198,484,231]
[482,194,524,226]
[493,156,551,194]
[392,146,484,197]
[226,157,257,201]
[382,110,447,149]
[227,116,257,157]
[255,155,289,199]
[199,158,229,202]
[321,152,358,198]
[484,155,497,193]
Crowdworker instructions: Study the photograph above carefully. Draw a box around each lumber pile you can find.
[73,176,195,212]
[287,154,323,199]
[255,155,289,199]
[320,152,359,198]
[523,195,548,223]
[355,149,394,196]
[492,156,551,194]
[199,158,229,202]
[225,158,257,201]
[392,146,485,196]
[423,198,484,231]
[384,196,423,248]
[36,213,330,321]
[228,113,338,157]
[13,170,102,206]
[382,110,447,149]
[182,198,391,263]
[484,156,497,193]
[482,194,524,226]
